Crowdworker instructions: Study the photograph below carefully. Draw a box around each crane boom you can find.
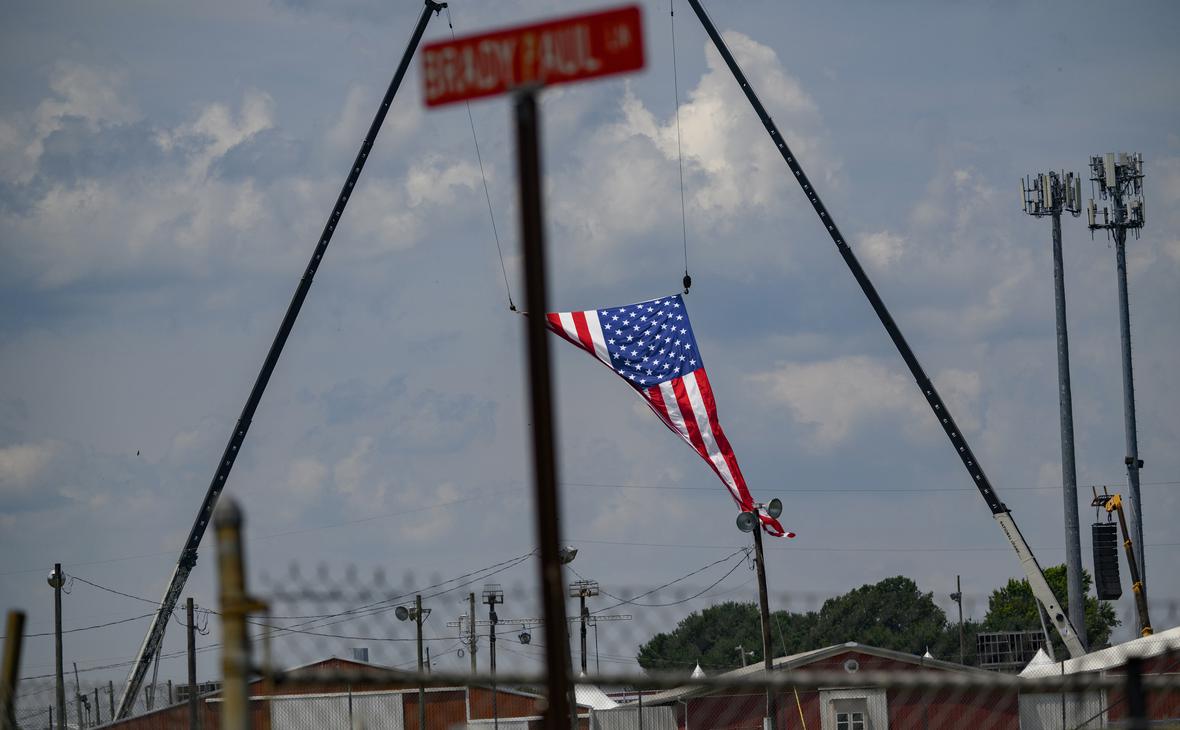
[115,2,446,717]
[685,0,1085,659]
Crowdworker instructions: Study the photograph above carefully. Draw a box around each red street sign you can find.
[422,5,644,107]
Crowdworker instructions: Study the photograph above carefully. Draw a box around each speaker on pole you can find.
[1092,522,1122,600]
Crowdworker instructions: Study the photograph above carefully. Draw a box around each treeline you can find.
[636,565,1117,672]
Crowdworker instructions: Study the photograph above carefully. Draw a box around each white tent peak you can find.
[691,662,706,678]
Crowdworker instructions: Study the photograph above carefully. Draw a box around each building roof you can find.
[638,642,988,705]
[1019,625,1180,679]
[575,681,619,710]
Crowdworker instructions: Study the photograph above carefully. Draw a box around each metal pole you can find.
[1,611,25,730]
[580,595,588,675]
[116,3,446,714]
[1113,227,1145,584]
[416,595,425,730]
[1051,210,1086,649]
[752,525,777,730]
[215,499,251,730]
[468,593,477,674]
[187,598,199,730]
[489,604,498,730]
[51,564,65,729]
[515,87,573,728]
[93,688,100,726]
[107,682,114,720]
[72,663,82,730]
[956,575,964,666]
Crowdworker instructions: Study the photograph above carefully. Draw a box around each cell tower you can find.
[1087,152,1147,587]
[1020,169,1086,648]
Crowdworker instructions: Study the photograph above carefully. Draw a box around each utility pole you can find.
[568,580,599,675]
[482,585,504,730]
[187,597,199,730]
[737,501,782,730]
[72,662,82,730]
[1087,152,1148,588]
[396,597,431,730]
[751,519,777,730]
[736,645,749,668]
[94,687,100,725]
[107,681,114,719]
[949,576,965,665]
[1022,169,1086,648]
[468,593,478,674]
[48,565,65,729]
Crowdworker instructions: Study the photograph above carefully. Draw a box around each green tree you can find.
[636,577,952,673]
[636,601,806,673]
[983,564,1120,654]
[806,576,949,655]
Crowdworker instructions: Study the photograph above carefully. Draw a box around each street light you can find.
[737,498,781,730]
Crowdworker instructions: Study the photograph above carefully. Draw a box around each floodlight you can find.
[766,498,783,519]
[736,511,757,533]
[519,629,532,645]
[395,606,410,622]
[558,546,578,564]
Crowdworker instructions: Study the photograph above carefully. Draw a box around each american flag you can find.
[546,294,792,538]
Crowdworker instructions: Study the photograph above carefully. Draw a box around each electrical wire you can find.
[4,613,156,640]
[575,547,751,613]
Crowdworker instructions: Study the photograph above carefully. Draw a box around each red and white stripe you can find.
[545,308,791,538]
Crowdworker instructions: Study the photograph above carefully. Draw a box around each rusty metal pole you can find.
[215,499,252,730]
[514,87,573,729]
[1,611,25,730]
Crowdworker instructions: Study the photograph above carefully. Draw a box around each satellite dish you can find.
[395,606,410,622]
[736,511,757,533]
[519,630,531,645]
[766,498,783,519]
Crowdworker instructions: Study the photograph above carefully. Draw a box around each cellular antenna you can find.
[1087,152,1148,592]
[1021,169,1086,649]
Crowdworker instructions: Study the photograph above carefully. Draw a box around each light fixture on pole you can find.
[1087,152,1149,601]
[737,497,782,730]
[396,596,431,730]
[1021,169,1087,649]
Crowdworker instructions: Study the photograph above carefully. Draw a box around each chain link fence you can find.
[5,501,1179,729]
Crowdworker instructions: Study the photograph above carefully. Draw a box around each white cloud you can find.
[857,230,907,270]
[0,442,55,488]
[287,458,328,500]
[548,31,834,268]
[405,156,481,207]
[748,357,980,447]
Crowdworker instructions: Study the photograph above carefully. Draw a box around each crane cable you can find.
[445,6,516,311]
[671,0,692,294]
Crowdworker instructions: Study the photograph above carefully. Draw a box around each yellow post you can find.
[216,499,263,730]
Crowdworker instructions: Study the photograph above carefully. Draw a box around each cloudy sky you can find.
[2,0,1179,706]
